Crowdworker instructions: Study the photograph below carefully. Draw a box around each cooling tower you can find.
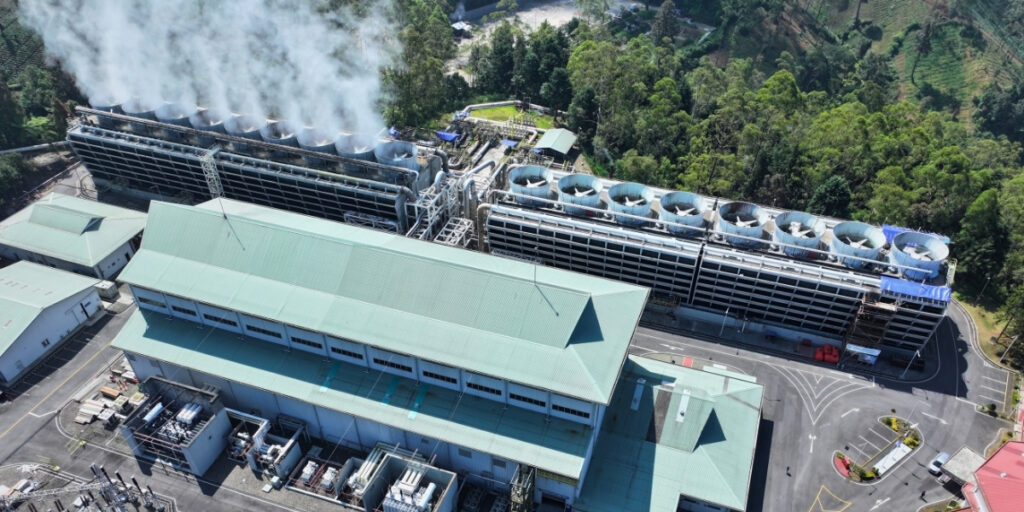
[89,97,122,129]
[260,120,299,148]
[892,232,949,281]
[297,128,339,166]
[121,97,161,134]
[556,174,604,217]
[224,114,266,154]
[188,108,229,147]
[508,165,554,207]
[155,103,196,142]
[607,182,654,226]
[658,191,706,237]
[831,222,886,269]
[374,141,419,171]
[773,211,826,259]
[717,202,768,249]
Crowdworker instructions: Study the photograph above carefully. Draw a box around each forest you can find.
[2,0,1023,366]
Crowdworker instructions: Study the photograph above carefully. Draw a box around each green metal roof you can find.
[113,310,594,478]
[573,356,764,512]
[118,199,648,404]
[0,261,99,356]
[534,128,577,155]
[0,193,146,267]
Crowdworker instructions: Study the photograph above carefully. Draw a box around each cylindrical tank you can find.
[189,108,229,147]
[659,191,706,237]
[121,97,161,134]
[297,128,338,166]
[773,211,826,259]
[260,120,299,148]
[155,102,195,142]
[224,114,266,154]
[89,97,122,129]
[831,221,886,269]
[717,202,768,248]
[557,174,604,217]
[374,141,419,171]
[507,165,554,207]
[607,182,654,226]
[892,231,949,280]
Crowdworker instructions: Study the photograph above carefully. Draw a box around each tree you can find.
[540,68,572,111]
[954,189,1008,295]
[0,154,28,207]
[806,175,852,218]
[14,65,55,117]
[975,81,1024,146]
[575,0,610,21]
[23,116,58,144]
[0,80,25,150]
[478,22,517,95]
[650,0,680,46]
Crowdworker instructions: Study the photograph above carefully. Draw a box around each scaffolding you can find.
[509,465,535,512]
[843,293,898,350]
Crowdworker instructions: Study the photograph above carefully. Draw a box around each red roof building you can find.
[960,441,1024,512]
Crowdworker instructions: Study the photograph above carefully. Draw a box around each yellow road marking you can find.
[807,485,852,512]
[0,341,111,441]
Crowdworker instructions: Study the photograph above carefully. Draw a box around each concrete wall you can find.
[183,407,231,476]
[0,287,100,383]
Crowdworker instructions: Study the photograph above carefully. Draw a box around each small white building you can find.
[0,261,101,386]
[0,192,146,279]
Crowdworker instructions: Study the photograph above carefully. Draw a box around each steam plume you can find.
[18,0,399,135]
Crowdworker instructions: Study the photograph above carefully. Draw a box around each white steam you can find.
[18,0,399,135]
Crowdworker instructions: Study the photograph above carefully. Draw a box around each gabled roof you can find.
[118,199,649,404]
[0,193,146,267]
[574,356,763,512]
[974,441,1024,512]
[113,310,595,479]
[534,128,577,155]
[0,261,99,355]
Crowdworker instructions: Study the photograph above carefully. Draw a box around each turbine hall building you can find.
[113,198,764,511]
[483,167,954,363]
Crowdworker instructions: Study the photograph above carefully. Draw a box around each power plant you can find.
[66,103,954,364]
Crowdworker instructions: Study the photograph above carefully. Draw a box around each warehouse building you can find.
[112,199,764,510]
[0,261,101,386]
[0,192,146,279]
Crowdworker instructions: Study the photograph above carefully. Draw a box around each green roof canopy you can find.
[0,261,99,355]
[0,193,146,267]
[114,310,594,478]
[119,199,648,404]
[574,356,764,512]
[534,128,577,155]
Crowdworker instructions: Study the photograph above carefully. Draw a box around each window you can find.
[509,393,546,408]
[552,404,590,419]
[422,370,457,384]
[203,313,237,327]
[458,448,472,459]
[137,296,166,308]
[492,458,506,469]
[466,382,502,396]
[246,325,282,338]
[373,358,413,373]
[41,339,51,348]
[171,305,197,316]
[330,347,364,360]
[291,336,323,349]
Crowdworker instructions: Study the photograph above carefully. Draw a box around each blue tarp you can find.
[879,276,952,302]
[882,224,951,244]
[435,131,459,142]
[500,139,518,147]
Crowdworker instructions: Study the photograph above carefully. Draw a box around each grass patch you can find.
[955,294,1011,366]
[470,105,555,129]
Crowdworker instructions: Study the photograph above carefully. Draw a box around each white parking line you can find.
[982,375,1005,384]
[869,428,892,444]
[980,384,1004,394]
[978,395,1002,404]
[849,444,871,459]
[859,435,881,452]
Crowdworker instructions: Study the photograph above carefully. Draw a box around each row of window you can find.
[509,393,546,408]
[247,325,282,338]
[203,313,238,327]
[373,358,413,373]
[292,336,323,349]
[422,370,457,385]
[331,347,364,360]
[552,404,591,419]
[466,382,502,396]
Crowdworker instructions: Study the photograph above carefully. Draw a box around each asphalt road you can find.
[631,301,1012,512]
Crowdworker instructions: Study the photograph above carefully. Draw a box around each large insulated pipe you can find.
[296,128,338,166]
[659,191,706,238]
[374,141,419,171]
[717,202,768,249]
[892,231,949,280]
[224,114,266,154]
[507,165,554,207]
[773,211,826,259]
[557,174,604,217]
[831,221,886,269]
[607,182,654,226]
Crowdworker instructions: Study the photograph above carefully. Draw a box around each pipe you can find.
[433,148,449,175]
[475,203,491,253]
[0,141,69,155]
